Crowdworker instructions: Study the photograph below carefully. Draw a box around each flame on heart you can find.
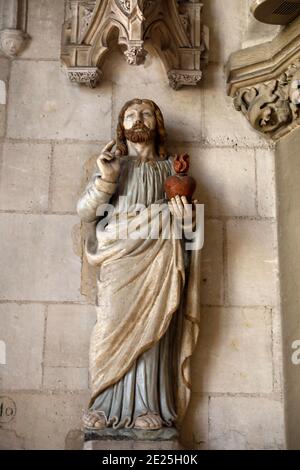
[173,153,190,174]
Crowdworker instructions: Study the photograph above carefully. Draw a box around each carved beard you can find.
[124,123,155,143]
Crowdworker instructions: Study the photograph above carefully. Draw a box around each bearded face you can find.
[123,103,157,144]
[124,122,156,143]
[116,99,167,158]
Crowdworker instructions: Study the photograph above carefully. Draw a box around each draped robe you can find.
[77,155,201,429]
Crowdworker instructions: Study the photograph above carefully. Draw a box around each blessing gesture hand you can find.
[96,140,121,184]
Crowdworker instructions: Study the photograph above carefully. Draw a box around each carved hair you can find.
[116,98,167,159]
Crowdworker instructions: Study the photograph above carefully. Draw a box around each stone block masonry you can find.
[0,0,285,450]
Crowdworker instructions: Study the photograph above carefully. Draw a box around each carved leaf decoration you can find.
[276,85,288,102]
[276,100,292,124]
[117,0,131,14]
[243,88,258,106]
[260,81,278,100]
[234,88,258,113]
[231,56,300,139]
[259,107,271,127]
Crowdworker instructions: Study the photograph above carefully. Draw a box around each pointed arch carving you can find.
[61,0,209,89]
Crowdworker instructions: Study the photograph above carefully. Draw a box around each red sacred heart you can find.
[164,153,196,201]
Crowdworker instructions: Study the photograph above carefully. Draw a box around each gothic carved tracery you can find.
[61,0,209,89]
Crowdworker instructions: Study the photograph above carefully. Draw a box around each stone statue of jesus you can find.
[77,99,201,432]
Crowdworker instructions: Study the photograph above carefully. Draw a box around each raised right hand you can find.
[96,140,121,183]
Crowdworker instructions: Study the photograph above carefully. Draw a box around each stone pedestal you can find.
[83,427,184,450]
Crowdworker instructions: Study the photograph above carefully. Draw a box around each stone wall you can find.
[0,0,285,449]
[276,130,300,449]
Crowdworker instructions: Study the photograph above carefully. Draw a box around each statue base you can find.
[83,427,184,450]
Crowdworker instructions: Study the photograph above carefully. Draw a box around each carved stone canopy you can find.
[0,0,30,58]
[61,0,209,89]
[227,14,300,140]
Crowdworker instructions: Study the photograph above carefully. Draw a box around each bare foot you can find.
[82,410,107,430]
[134,412,163,430]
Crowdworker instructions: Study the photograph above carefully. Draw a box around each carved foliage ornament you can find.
[117,0,131,13]
[67,67,102,87]
[168,70,202,90]
[227,12,300,140]
[61,0,209,89]
[233,59,300,139]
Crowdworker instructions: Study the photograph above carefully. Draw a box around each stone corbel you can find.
[0,0,30,58]
[227,9,300,140]
[61,0,209,89]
